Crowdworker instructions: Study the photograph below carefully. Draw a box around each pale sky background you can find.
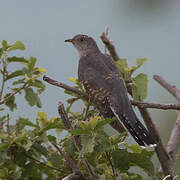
[1,0,180,175]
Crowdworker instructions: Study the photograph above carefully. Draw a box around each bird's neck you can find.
[78,47,101,59]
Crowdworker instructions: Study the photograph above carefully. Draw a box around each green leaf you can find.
[127,58,148,76]
[29,80,46,94]
[28,56,36,72]
[1,40,10,50]
[7,41,25,52]
[40,118,64,133]
[17,117,38,128]
[81,135,95,153]
[35,94,42,108]
[4,93,17,111]
[69,128,90,136]
[129,149,155,177]
[64,139,76,156]
[7,56,28,64]
[32,143,48,157]
[12,78,25,85]
[136,58,147,68]
[112,149,130,171]
[24,88,40,107]
[124,143,142,154]
[6,70,24,80]
[0,116,7,122]
[47,135,56,143]
[111,131,127,145]
[9,144,27,167]
[94,118,115,131]
[48,153,62,167]
[89,116,101,129]
[68,77,79,84]
[22,67,32,78]
[0,169,6,178]
[132,73,148,101]
[116,58,128,77]
[0,48,3,58]
[0,142,9,151]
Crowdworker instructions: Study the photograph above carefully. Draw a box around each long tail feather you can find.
[110,105,156,147]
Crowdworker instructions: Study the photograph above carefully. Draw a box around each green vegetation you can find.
[0,40,162,179]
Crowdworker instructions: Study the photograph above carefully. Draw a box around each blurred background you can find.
[1,0,180,176]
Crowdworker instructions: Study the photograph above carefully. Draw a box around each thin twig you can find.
[25,153,65,173]
[100,31,173,179]
[51,142,79,172]
[0,52,8,99]
[100,32,120,61]
[58,102,97,180]
[154,75,180,102]
[43,75,88,99]
[105,152,117,180]
[0,82,29,105]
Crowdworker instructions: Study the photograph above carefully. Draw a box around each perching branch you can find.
[154,75,180,169]
[43,75,180,111]
[58,102,97,180]
[100,31,174,179]
[43,76,88,100]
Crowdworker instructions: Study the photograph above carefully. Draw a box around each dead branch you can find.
[43,75,88,100]
[154,75,180,169]
[154,75,180,102]
[100,32,120,61]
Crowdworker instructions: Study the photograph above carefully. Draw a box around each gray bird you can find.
[65,34,156,147]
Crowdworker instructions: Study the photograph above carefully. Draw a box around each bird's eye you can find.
[79,38,84,42]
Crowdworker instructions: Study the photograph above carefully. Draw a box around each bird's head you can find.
[65,34,99,57]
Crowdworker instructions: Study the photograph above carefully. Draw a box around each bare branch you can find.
[138,107,173,178]
[43,75,180,111]
[131,100,180,110]
[154,74,180,170]
[166,111,180,162]
[43,75,88,100]
[100,32,120,61]
[154,75,180,102]
[58,102,97,180]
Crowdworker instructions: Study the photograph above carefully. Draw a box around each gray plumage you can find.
[65,34,156,147]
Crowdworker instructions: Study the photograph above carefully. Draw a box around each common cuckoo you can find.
[65,34,156,147]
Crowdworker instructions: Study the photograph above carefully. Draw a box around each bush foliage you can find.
[0,40,163,180]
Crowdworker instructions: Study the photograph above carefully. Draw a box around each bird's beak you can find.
[64,39,73,43]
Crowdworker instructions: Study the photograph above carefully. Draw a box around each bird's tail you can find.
[110,105,156,147]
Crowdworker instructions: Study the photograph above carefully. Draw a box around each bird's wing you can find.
[107,75,156,146]
[79,54,156,146]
